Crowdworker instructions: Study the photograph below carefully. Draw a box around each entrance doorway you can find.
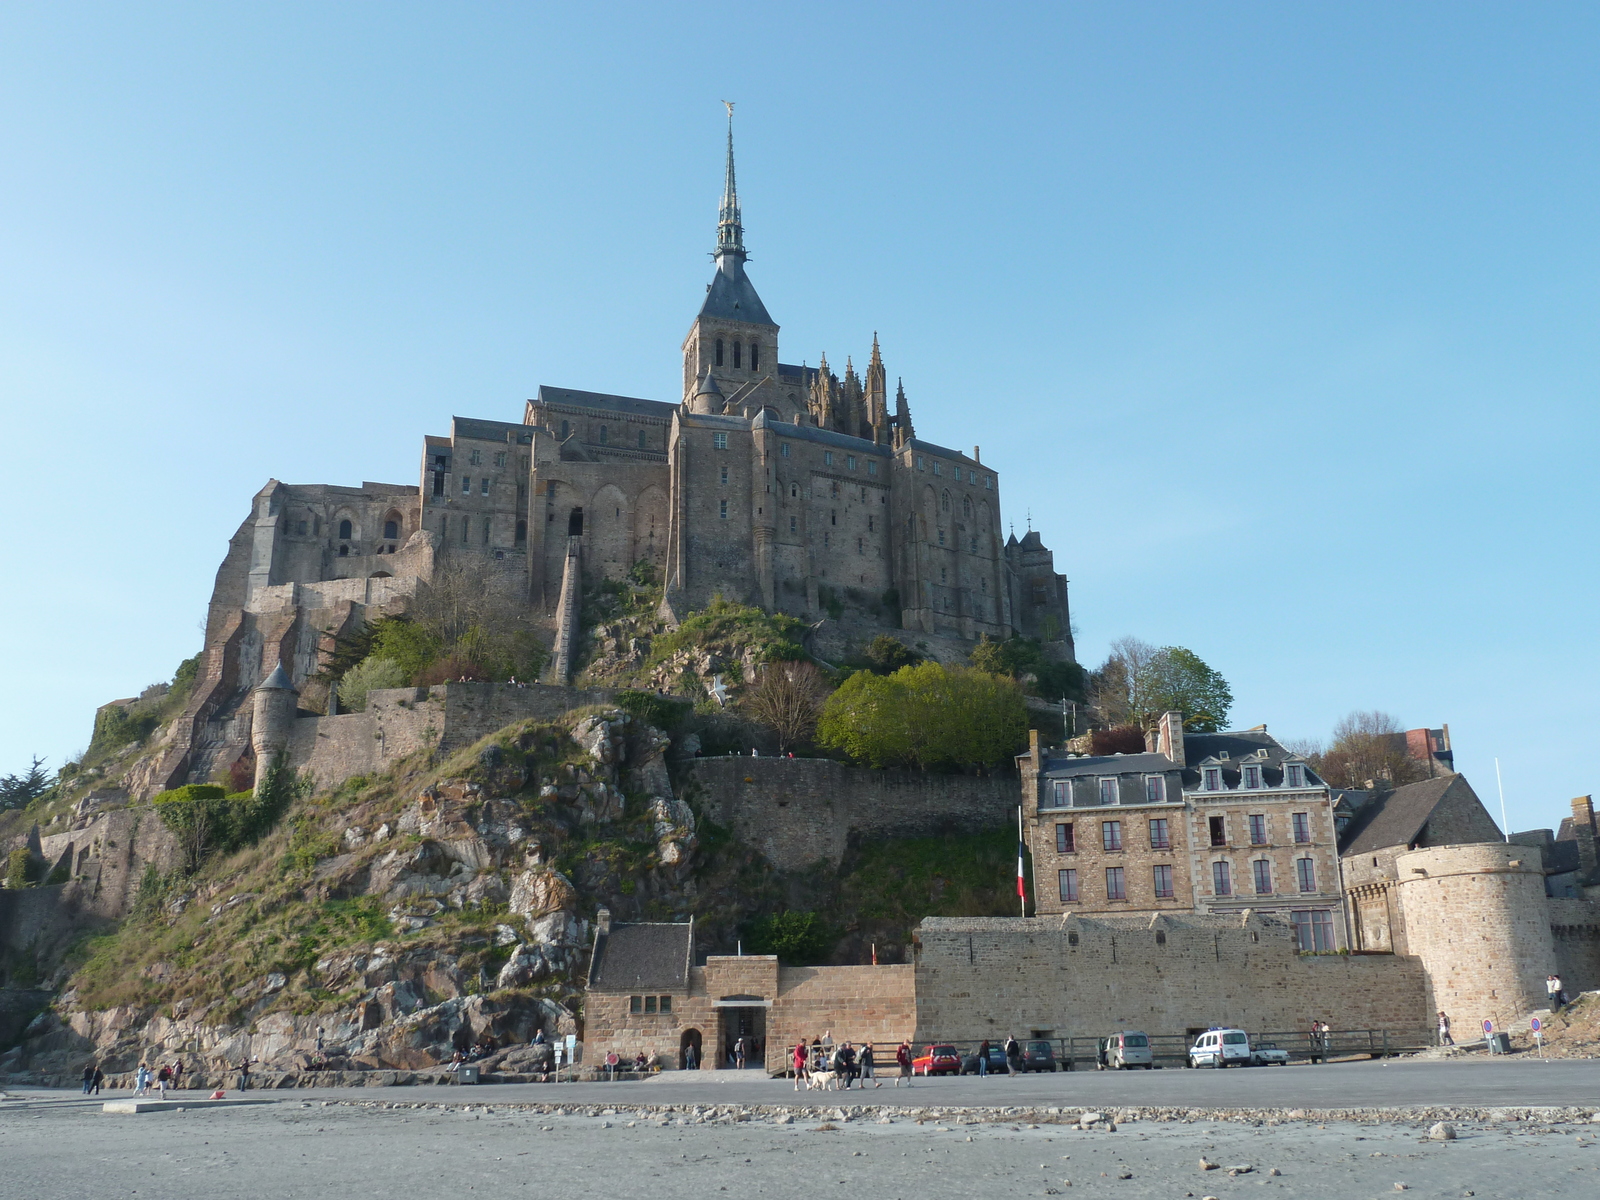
[716,1000,768,1069]
[679,1028,703,1071]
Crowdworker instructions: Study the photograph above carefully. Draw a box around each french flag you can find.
[1016,837,1027,898]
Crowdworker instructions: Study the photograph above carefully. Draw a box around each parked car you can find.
[1096,1031,1154,1070]
[1188,1028,1253,1068]
[912,1044,962,1076]
[1249,1041,1290,1066]
[960,1046,1012,1075]
[1020,1039,1059,1072]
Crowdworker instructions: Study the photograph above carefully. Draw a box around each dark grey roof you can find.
[1184,730,1291,764]
[587,921,693,992]
[776,362,818,382]
[258,664,294,692]
[695,371,724,399]
[452,416,530,442]
[699,261,775,326]
[1040,752,1176,780]
[906,438,981,467]
[1339,776,1456,856]
[534,386,678,419]
[751,412,892,455]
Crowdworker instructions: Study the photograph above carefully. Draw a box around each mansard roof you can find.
[1183,729,1292,764]
[586,920,694,992]
[698,262,775,327]
[533,386,677,419]
[1039,751,1177,780]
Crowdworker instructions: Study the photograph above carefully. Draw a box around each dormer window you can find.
[1243,765,1262,789]
[1203,767,1222,791]
[1098,778,1119,805]
[1285,763,1306,788]
[1053,780,1070,807]
[1144,776,1166,803]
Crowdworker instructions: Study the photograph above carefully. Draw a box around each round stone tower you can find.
[250,663,297,791]
[1395,842,1554,1035]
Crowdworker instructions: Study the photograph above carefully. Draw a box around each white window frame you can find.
[1285,763,1305,787]
[1243,764,1262,790]
[1053,780,1070,807]
[780,442,790,458]
[1203,767,1222,791]
[1098,777,1119,806]
[1144,775,1166,803]
[867,459,877,476]
[846,455,856,470]
[713,432,728,450]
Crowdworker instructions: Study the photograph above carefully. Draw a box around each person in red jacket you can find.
[895,1041,914,1088]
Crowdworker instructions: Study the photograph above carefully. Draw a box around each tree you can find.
[0,756,52,811]
[862,634,921,675]
[745,911,833,965]
[1307,711,1431,790]
[153,784,231,873]
[741,661,829,754]
[817,662,1026,771]
[1090,638,1232,732]
[337,656,409,712]
[970,635,1085,700]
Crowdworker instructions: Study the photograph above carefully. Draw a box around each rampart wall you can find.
[1547,896,1600,995]
[911,913,1429,1044]
[685,757,1018,868]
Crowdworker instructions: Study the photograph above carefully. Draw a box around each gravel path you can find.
[4,1094,1600,1200]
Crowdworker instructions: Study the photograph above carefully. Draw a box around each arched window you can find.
[715,338,724,366]
[750,342,760,370]
[383,519,399,540]
[568,508,584,536]
[962,496,972,519]
[941,491,951,513]
[515,519,527,544]
[338,518,353,539]
[560,419,570,440]
[338,544,349,557]
[638,429,647,448]
[733,341,742,368]
[599,425,608,445]
[790,484,798,498]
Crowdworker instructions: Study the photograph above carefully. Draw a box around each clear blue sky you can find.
[1,3,1594,833]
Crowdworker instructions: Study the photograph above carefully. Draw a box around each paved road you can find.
[9,1057,1598,1110]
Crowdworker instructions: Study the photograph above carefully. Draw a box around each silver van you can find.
[1095,1030,1153,1069]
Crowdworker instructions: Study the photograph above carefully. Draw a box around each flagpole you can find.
[1018,804,1026,917]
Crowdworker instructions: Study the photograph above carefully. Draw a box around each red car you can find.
[912,1044,961,1076]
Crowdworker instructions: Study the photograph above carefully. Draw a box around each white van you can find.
[1188,1028,1252,1068]
[1096,1031,1154,1070]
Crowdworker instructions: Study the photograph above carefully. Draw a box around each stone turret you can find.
[250,663,297,790]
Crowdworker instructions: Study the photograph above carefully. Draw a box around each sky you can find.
[0,2,1595,834]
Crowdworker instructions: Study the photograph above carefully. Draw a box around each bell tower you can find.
[682,104,779,406]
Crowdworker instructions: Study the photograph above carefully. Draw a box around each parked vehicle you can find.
[1249,1041,1290,1066]
[912,1044,962,1076]
[1096,1031,1154,1070]
[1020,1039,1059,1072]
[1188,1028,1253,1068]
[960,1046,1011,1075]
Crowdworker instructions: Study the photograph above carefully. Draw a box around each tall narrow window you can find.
[1058,868,1078,903]
[750,342,759,370]
[1292,812,1311,843]
[599,425,607,445]
[780,442,790,458]
[1105,867,1126,901]
[789,516,796,532]
[481,478,490,495]
[867,459,877,475]
[824,451,834,466]
[462,476,471,495]
[482,517,490,544]
[715,338,724,366]
[733,341,741,368]
[1253,860,1273,895]
[1209,816,1227,847]
[1249,814,1267,845]
[1243,765,1262,789]
[1296,858,1316,893]
[1053,780,1070,807]
[338,519,352,539]
[560,419,570,440]
[1204,767,1222,790]
[461,518,469,545]
[515,519,526,544]
[1148,818,1170,850]
[1056,822,1074,853]
[720,466,729,485]
[719,499,728,519]
[1213,861,1232,896]
[1152,864,1174,899]
[639,429,648,448]
[1101,820,1122,851]
[568,508,583,536]
[1145,776,1165,803]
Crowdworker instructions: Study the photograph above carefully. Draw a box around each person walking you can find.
[135,1062,151,1096]
[237,1058,253,1091]
[895,1040,913,1088]
[977,1039,990,1077]
[81,1064,95,1095]
[1003,1035,1021,1076]
[860,1042,878,1087]
[156,1064,172,1098]
[1547,974,1567,1009]
[1437,1011,1454,1047]
[793,1041,808,1090]
[684,1040,698,1071]
[838,1042,858,1089]
[91,1066,104,1095]
[170,1059,183,1090]
[734,1036,746,1070]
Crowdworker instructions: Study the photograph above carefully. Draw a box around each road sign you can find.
[1482,1019,1494,1034]
[1531,1017,1542,1032]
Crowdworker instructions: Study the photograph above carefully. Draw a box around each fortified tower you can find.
[250,663,298,790]
[1394,843,1556,1035]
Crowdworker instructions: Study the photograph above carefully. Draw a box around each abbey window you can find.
[720,466,729,486]
[481,478,490,495]
[780,442,790,458]
[469,449,482,466]
[638,429,648,448]
[715,339,724,366]
[462,476,471,495]
[733,341,741,368]
[867,460,877,476]
[599,426,607,445]
[560,419,570,439]
[338,519,352,539]
[713,433,728,450]
[750,342,759,370]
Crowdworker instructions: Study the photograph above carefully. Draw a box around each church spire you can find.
[716,102,745,265]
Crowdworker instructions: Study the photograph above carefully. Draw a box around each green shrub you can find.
[744,911,833,965]
[89,704,159,757]
[154,759,304,872]
[614,690,692,731]
[337,656,409,711]
[817,662,1026,770]
[368,618,443,685]
[649,597,806,667]
[6,847,34,889]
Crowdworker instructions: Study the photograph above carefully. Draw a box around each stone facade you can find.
[685,756,1020,869]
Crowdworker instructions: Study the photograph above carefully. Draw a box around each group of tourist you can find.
[119,1059,186,1096]
[789,1034,914,1089]
[604,1050,656,1077]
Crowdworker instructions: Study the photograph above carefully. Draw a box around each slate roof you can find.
[533,386,678,419]
[1338,776,1456,856]
[699,261,775,326]
[1039,752,1176,780]
[587,921,694,992]
[258,664,294,691]
[453,416,533,443]
[750,410,892,455]
[906,438,981,467]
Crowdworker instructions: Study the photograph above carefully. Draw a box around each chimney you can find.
[1572,796,1598,882]
[1157,710,1185,767]
[596,907,612,937]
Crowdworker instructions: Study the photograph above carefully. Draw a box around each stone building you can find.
[1021,715,1346,953]
[134,115,1073,797]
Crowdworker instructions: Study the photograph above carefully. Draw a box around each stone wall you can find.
[911,912,1429,1044]
[1547,896,1600,995]
[286,682,618,791]
[685,757,1019,868]
[1393,843,1556,1035]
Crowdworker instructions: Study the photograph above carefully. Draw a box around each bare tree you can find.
[1311,710,1431,790]
[742,661,828,754]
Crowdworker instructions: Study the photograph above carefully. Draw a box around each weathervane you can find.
[723,100,735,118]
